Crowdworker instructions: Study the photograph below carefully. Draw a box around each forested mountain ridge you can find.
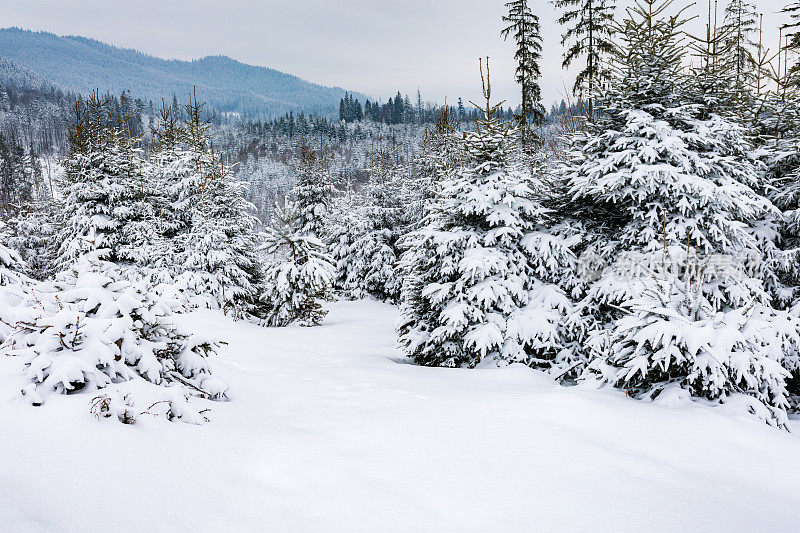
[0,55,75,154]
[0,27,366,118]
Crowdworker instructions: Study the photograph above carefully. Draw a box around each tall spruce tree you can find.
[110,95,160,267]
[688,0,738,115]
[149,101,190,244]
[501,0,546,142]
[721,0,759,90]
[554,0,616,113]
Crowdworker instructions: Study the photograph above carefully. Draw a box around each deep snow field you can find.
[2,300,800,532]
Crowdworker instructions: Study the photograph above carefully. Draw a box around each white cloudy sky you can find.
[0,0,791,108]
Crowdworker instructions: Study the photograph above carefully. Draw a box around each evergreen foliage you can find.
[398,60,577,369]
[260,199,335,327]
[0,251,226,419]
[0,221,27,286]
[721,0,759,93]
[501,0,546,133]
[55,92,152,268]
[292,143,337,238]
[329,162,416,302]
[5,205,57,280]
[554,0,616,108]
[589,276,800,428]
[562,0,800,424]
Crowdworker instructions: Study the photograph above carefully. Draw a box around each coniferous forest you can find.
[3,0,800,530]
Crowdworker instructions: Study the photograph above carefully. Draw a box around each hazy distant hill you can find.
[0,27,365,118]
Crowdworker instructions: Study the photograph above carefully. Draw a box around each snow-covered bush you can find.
[89,384,223,426]
[260,199,335,327]
[0,222,30,346]
[0,252,226,418]
[588,278,800,428]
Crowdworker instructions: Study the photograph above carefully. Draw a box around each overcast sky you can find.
[0,0,791,109]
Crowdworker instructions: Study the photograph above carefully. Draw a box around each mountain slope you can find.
[0,28,363,118]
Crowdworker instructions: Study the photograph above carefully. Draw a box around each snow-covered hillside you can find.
[2,300,800,532]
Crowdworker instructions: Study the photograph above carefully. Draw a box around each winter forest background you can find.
[3,0,800,529]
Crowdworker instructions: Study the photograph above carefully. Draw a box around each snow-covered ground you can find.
[2,300,800,532]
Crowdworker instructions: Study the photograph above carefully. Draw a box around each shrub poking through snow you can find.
[0,251,226,419]
[89,386,217,425]
[260,199,335,327]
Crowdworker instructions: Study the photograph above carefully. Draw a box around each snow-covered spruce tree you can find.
[501,0,546,147]
[175,153,263,316]
[754,45,800,309]
[0,221,27,286]
[55,93,157,269]
[260,198,335,327]
[326,182,367,294]
[109,100,161,268]
[553,0,616,112]
[292,142,337,239]
[147,102,189,241]
[398,59,578,369]
[686,2,790,299]
[761,108,800,310]
[686,0,763,122]
[6,204,58,280]
[747,18,800,310]
[416,105,465,198]
[402,105,466,233]
[563,0,800,424]
[54,95,111,267]
[336,161,415,302]
[720,0,759,98]
[0,251,228,422]
[169,94,264,317]
[688,2,739,116]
